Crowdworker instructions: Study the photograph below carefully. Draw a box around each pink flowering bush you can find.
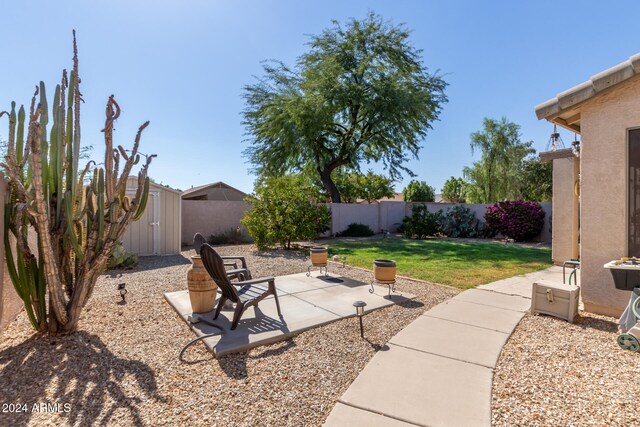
[484,201,545,242]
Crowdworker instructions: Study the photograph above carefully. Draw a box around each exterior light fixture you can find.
[353,300,367,337]
[546,124,565,151]
[571,134,581,157]
[117,283,127,302]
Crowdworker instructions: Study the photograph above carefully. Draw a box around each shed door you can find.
[122,191,160,256]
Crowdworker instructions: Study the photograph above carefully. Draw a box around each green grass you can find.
[329,238,552,290]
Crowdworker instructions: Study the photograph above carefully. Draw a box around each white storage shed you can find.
[121,177,182,256]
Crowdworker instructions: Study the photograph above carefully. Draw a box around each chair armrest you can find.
[235,276,275,286]
[221,256,252,279]
[220,256,248,269]
[226,268,249,281]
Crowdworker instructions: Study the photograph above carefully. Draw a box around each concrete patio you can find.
[324,265,570,427]
[165,271,415,357]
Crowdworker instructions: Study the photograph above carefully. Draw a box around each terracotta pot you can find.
[310,247,328,266]
[187,255,218,313]
[374,259,396,282]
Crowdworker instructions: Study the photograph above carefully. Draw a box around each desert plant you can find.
[107,242,138,269]
[402,204,442,239]
[484,200,545,242]
[1,33,154,333]
[440,205,481,238]
[336,223,375,237]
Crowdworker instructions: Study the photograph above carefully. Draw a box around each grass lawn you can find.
[328,238,552,290]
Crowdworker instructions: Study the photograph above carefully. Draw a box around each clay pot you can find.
[374,259,396,282]
[310,247,328,266]
[187,255,218,313]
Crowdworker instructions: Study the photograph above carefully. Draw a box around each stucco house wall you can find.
[550,157,579,264]
[579,77,640,315]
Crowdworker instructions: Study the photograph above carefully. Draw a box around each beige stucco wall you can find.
[580,77,640,316]
[181,200,250,245]
[1,176,24,331]
[551,157,579,264]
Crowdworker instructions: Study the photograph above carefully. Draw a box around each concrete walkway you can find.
[324,266,565,427]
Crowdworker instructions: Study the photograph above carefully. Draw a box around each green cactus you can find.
[1,32,155,334]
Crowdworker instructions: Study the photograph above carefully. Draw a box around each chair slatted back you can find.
[200,244,240,302]
[193,233,206,255]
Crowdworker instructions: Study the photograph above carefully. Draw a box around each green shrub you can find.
[336,223,375,237]
[108,242,138,269]
[402,205,442,239]
[241,175,332,249]
[440,205,482,238]
[208,227,248,245]
[484,200,545,242]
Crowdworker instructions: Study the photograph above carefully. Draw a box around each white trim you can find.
[151,191,161,255]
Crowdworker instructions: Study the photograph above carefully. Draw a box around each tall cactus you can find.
[1,32,155,334]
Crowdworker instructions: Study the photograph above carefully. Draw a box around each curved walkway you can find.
[324,266,564,427]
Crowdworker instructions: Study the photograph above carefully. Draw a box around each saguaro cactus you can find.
[1,32,155,333]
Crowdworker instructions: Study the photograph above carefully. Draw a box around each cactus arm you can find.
[27,104,68,326]
[17,105,26,168]
[133,177,150,221]
[64,191,84,261]
[96,168,105,253]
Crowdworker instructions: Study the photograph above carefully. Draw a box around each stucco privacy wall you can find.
[325,202,408,236]
[580,77,640,316]
[551,157,579,264]
[0,177,24,331]
[407,202,553,243]
[182,200,250,245]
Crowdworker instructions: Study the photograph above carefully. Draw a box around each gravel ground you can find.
[492,311,640,426]
[0,243,458,427]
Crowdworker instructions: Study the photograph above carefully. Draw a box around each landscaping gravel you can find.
[493,311,640,426]
[0,243,458,426]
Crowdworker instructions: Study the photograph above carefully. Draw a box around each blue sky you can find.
[1,1,639,194]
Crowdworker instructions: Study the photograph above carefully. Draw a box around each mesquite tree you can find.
[243,13,447,202]
[0,33,154,334]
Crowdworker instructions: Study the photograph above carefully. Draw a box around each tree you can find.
[311,168,394,203]
[241,175,331,249]
[402,180,435,202]
[441,176,467,203]
[463,117,534,203]
[243,13,447,202]
[355,170,395,203]
[520,158,552,202]
[1,34,153,334]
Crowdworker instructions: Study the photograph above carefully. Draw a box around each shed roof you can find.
[182,181,247,200]
[535,52,640,133]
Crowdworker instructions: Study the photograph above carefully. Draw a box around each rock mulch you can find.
[492,311,640,426]
[0,244,458,426]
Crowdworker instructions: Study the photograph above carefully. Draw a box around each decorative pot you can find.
[374,259,396,282]
[187,255,218,313]
[310,247,328,266]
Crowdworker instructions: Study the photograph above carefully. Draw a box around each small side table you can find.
[563,260,580,285]
[370,279,397,297]
[307,263,328,277]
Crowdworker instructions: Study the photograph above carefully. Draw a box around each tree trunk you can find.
[319,167,341,203]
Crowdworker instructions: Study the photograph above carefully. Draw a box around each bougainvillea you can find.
[484,201,545,242]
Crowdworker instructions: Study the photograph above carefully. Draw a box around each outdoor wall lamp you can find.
[353,300,367,338]
[571,137,581,157]
[117,283,127,302]
[546,124,565,151]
